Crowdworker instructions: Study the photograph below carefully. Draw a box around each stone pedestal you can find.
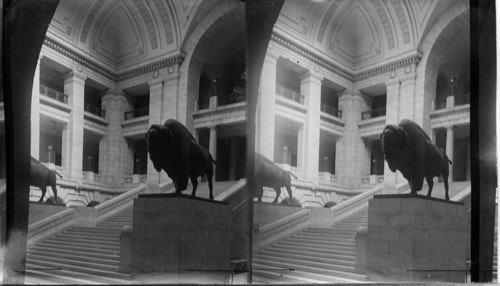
[131,194,230,273]
[367,194,467,282]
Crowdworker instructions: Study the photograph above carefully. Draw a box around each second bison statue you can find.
[30,156,63,203]
[380,119,452,200]
[254,152,296,203]
[145,119,216,200]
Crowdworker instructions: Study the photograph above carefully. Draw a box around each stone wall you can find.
[254,202,303,227]
[131,194,230,273]
[367,194,467,282]
[28,202,68,224]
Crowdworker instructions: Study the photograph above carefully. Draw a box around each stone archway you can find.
[177,1,244,132]
[414,2,469,133]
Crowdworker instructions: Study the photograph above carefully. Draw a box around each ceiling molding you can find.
[272,32,354,82]
[44,36,184,83]
[271,31,422,83]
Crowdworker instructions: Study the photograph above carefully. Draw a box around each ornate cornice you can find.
[44,36,184,83]
[45,37,116,81]
[355,55,421,81]
[271,33,354,81]
[271,31,422,83]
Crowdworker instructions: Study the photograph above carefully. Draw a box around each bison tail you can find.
[448,158,452,165]
[53,170,63,178]
[287,171,298,179]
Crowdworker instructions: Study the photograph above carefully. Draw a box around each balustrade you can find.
[39,84,68,104]
[124,107,149,120]
[321,104,342,119]
[275,85,304,104]
[434,93,470,111]
[84,103,105,118]
[361,107,386,120]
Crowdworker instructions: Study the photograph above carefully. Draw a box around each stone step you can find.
[71,226,123,234]
[259,249,355,267]
[263,246,355,262]
[278,240,355,251]
[25,266,132,285]
[31,242,120,255]
[253,257,367,281]
[40,239,120,251]
[63,230,121,238]
[48,236,120,246]
[297,230,353,238]
[26,259,131,280]
[268,243,355,257]
[27,253,119,272]
[294,233,356,243]
[28,248,119,264]
[306,227,360,235]
[26,250,120,267]
[255,253,355,274]
[285,237,355,248]
[252,262,364,284]
[57,233,120,242]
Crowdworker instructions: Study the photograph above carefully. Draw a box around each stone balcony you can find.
[122,116,149,138]
[430,103,470,129]
[320,112,344,137]
[358,116,386,139]
[193,102,246,129]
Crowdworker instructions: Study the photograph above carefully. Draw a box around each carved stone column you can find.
[30,56,42,159]
[335,90,371,185]
[256,53,278,161]
[209,125,217,180]
[297,71,322,181]
[62,71,86,181]
[99,89,133,185]
[446,125,454,182]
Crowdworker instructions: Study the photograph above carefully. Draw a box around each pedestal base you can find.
[367,194,467,282]
[131,194,230,273]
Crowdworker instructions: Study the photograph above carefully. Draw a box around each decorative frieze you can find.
[370,0,395,49]
[271,33,354,81]
[152,0,174,45]
[44,36,184,82]
[272,32,422,83]
[133,0,158,50]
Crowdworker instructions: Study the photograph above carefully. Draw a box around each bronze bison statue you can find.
[380,119,452,200]
[145,119,216,200]
[30,156,63,202]
[254,152,296,203]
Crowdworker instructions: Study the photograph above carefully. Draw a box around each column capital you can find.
[101,89,128,102]
[63,71,87,84]
[445,124,454,130]
[298,71,323,84]
[264,52,279,64]
[149,79,163,87]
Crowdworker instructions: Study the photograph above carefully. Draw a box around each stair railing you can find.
[27,181,174,246]
[27,208,76,246]
[257,209,312,250]
[96,181,174,223]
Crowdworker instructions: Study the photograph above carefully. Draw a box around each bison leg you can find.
[190,176,198,198]
[272,187,281,204]
[256,184,263,202]
[426,176,434,197]
[285,185,293,201]
[39,186,47,202]
[207,174,214,201]
[443,174,450,200]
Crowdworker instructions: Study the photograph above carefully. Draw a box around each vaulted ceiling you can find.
[275,0,460,71]
[48,0,212,72]
[47,0,464,75]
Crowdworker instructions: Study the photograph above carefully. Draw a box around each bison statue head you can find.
[145,124,175,172]
[380,124,409,172]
